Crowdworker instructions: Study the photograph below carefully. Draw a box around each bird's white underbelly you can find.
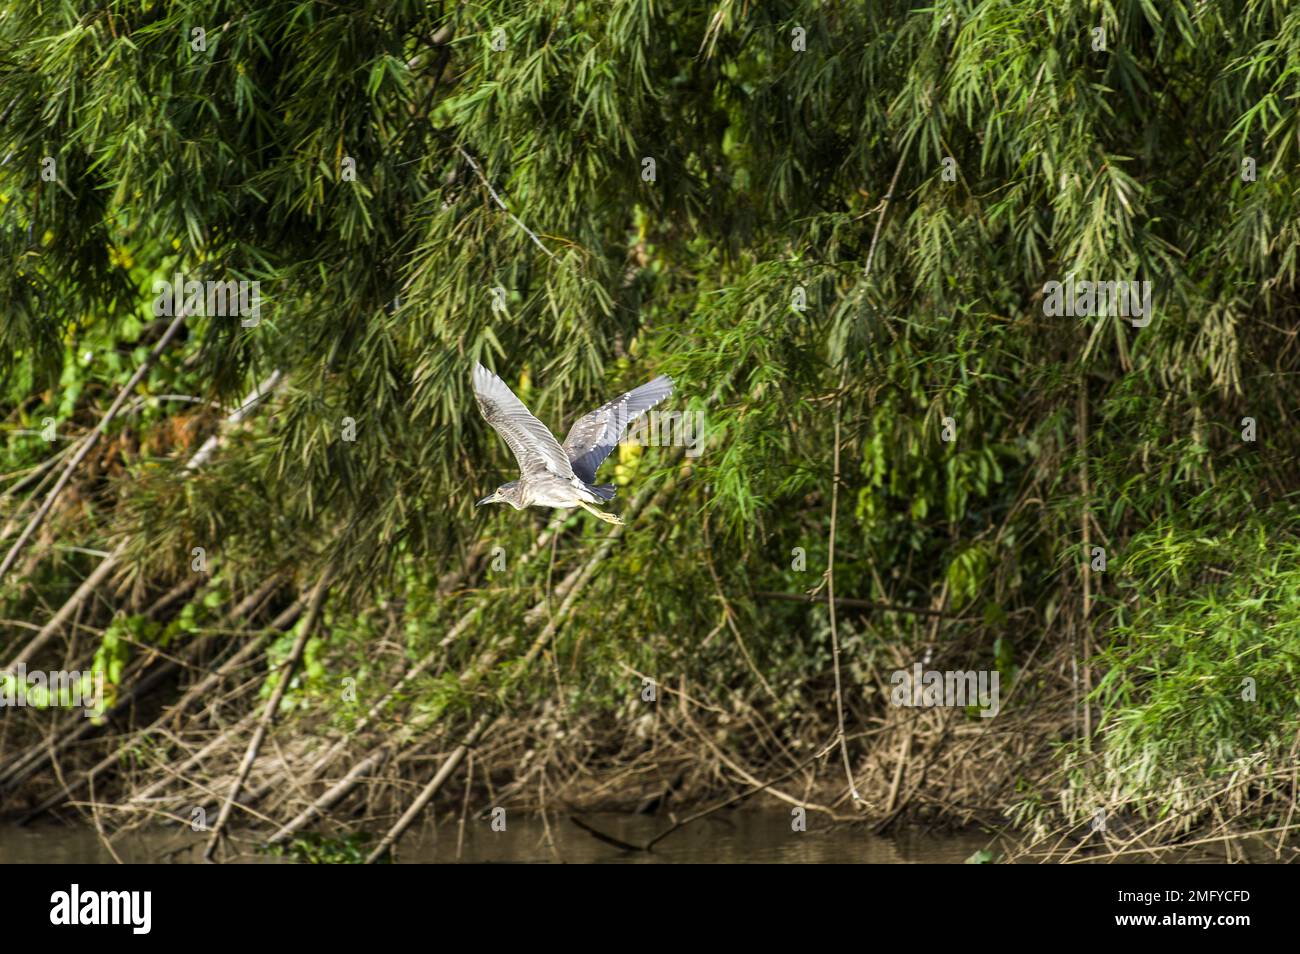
[524,477,600,508]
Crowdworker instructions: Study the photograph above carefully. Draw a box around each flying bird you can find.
[473,363,674,525]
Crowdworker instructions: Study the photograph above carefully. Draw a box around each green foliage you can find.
[1093,515,1300,787]
[269,831,375,865]
[4,0,1300,831]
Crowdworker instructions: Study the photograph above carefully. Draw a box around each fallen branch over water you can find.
[568,736,840,853]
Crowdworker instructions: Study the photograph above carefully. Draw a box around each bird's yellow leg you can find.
[578,501,624,526]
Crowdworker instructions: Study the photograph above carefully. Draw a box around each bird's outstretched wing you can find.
[563,374,674,483]
[473,364,574,479]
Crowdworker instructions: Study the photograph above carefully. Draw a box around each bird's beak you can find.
[476,494,495,507]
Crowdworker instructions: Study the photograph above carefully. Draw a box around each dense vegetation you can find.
[2,0,1298,861]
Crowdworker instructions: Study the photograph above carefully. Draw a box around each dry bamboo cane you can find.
[109,559,420,821]
[0,591,287,803]
[0,377,287,800]
[17,579,293,822]
[2,541,129,672]
[124,710,263,809]
[262,514,571,845]
[0,575,239,799]
[202,568,332,861]
[265,747,393,845]
[361,471,677,863]
[0,311,189,583]
[361,713,495,863]
[1,636,197,798]
[2,372,284,670]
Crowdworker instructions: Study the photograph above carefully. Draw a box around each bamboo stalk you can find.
[266,747,393,846]
[361,474,674,863]
[3,372,284,669]
[263,515,569,846]
[1077,380,1093,744]
[0,311,189,582]
[202,569,332,861]
[3,540,128,671]
[361,713,495,864]
[16,580,293,822]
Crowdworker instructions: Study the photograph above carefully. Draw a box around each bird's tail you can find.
[587,483,617,502]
